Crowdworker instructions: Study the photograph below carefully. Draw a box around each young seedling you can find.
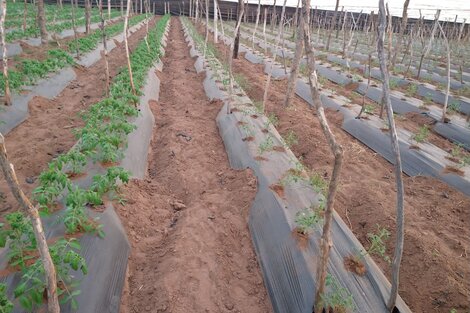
[263,112,279,130]
[363,104,375,115]
[258,135,275,154]
[234,73,250,92]
[405,84,418,97]
[447,100,461,114]
[319,273,356,313]
[14,238,87,311]
[295,202,325,235]
[411,125,429,143]
[282,130,298,148]
[364,224,391,263]
[0,284,13,312]
[389,78,399,89]
[308,171,328,195]
[450,143,470,168]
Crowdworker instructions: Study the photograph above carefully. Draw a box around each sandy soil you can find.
[206,27,470,313]
[0,18,157,213]
[117,18,271,313]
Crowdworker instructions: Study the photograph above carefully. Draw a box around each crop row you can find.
[0,14,146,96]
[6,10,122,42]
[0,14,169,312]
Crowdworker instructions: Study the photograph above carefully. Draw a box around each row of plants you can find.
[5,0,98,20]
[186,17,357,312]
[0,14,169,312]
[68,14,146,53]
[198,18,404,313]
[6,10,122,42]
[231,22,470,163]
[5,4,108,29]
[0,14,146,95]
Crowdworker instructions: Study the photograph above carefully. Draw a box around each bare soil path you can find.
[117,17,271,313]
[0,18,157,213]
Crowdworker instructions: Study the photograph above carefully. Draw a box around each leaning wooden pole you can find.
[391,0,410,68]
[300,0,344,310]
[283,1,303,107]
[0,0,11,106]
[227,0,245,114]
[37,0,48,43]
[261,0,287,112]
[85,0,92,34]
[325,0,339,51]
[377,0,406,310]
[252,0,261,49]
[98,0,110,96]
[233,0,244,59]
[437,22,450,122]
[0,134,60,313]
[124,0,136,95]
[213,0,218,43]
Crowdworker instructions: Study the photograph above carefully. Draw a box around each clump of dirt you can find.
[273,146,286,152]
[443,166,465,176]
[270,184,285,198]
[344,255,367,276]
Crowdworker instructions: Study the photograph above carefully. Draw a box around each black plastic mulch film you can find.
[182,19,412,313]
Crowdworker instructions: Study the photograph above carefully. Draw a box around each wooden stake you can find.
[213,0,218,43]
[251,0,260,49]
[300,0,344,310]
[37,0,48,43]
[233,0,244,59]
[85,0,92,34]
[0,0,11,106]
[261,0,287,112]
[283,0,303,107]
[124,0,136,96]
[98,0,110,96]
[391,0,410,68]
[377,1,406,311]
[437,22,450,122]
[0,134,60,313]
[325,0,339,51]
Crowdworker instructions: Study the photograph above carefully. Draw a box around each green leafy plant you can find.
[319,274,355,313]
[309,172,328,195]
[258,135,275,154]
[240,122,254,138]
[14,238,87,311]
[234,73,250,92]
[0,212,37,270]
[405,84,418,97]
[389,78,399,89]
[263,112,279,129]
[0,283,13,313]
[450,143,470,168]
[364,224,391,263]
[448,100,461,114]
[295,202,325,234]
[282,130,298,148]
[412,125,429,143]
[280,159,306,186]
[363,104,375,115]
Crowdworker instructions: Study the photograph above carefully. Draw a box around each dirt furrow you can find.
[117,18,271,313]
